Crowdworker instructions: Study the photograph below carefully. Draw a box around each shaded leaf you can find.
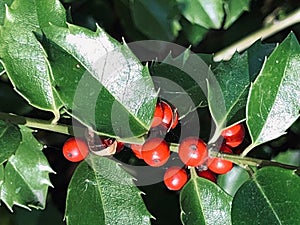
[0,82,33,115]
[44,24,157,138]
[247,41,276,81]
[0,0,67,118]
[150,50,209,118]
[177,0,224,29]
[224,0,250,29]
[208,53,250,131]
[131,0,181,41]
[180,173,232,225]
[232,167,300,224]
[246,33,300,148]
[65,155,152,225]
[0,126,54,211]
[273,149,300,166]
[217,166,249,197]
[113,0,147,41]
[0,120,21,164]
[181,18,208,46]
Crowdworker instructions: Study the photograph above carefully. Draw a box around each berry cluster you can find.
[61,100,246,192]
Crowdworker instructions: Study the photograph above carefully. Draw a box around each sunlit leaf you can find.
[180,173,232,225]
[0,0,66,118]
[246,33,300,148]
[0,127,54,211]
[44,24,157,138]
[65,155,152,225]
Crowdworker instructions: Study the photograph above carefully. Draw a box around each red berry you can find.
[221,123,245,147]
[116,141,124,153]
[178,137,207,167]
[151,102,164,127]
[197,169,217,183]
[151,100,179,130]
[63,138,89,162]
[163,166,188,191]
[161,100,173,128]
[141,138,170,167]
[130,144,143,159]
[207,146,233,174]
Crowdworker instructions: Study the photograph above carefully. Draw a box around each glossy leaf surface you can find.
[65,155,152,225]
[0,0,66,118]
[0,127,54,211]
[180,174,232,225]
[232,167,300,224]
[247,33,300,147]
[217,166,249,197]
[44,24,157,137]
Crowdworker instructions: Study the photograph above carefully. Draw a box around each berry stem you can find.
[0,112,75,135]
[213,8,300,61]
[210,150,300,171]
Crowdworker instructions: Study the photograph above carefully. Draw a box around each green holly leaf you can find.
[177,0,224,29]
[232,167,300,224]
[0,0,12,25]
[247,41,276,81]
[181,18,208,46]
[130,0,181,41]
[217,166,249,197]
[246,33,300,149]
[113,0,148,41]
[223,0,250,29]
[65,155,152,225]
[272,149,300,166]
[0,0,67,119]
[150,51,209,118]
[0,126,54,211]
[180,171,232,225]
[0,164,3,188]
[208,53,250,132]
[43,24,157,138]
[0,120,21,165]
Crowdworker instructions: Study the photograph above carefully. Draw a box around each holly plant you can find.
[0,0,300,225]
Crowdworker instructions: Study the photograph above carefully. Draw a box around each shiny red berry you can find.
[141,138,170,167]
[151,100,179,130]
[178,137,207,167]
[221,123,245,147]
[197,169,217,183]
[163,166,188,191]
[207,146,233,174]
[161,100,174,128]
[130,144,143,159]
[63,138,89,162]
[151,102,164,127]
